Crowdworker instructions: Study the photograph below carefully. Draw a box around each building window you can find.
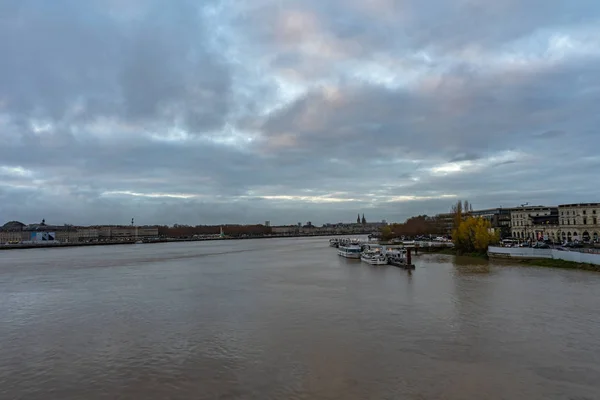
[594,210,597,215]
[594,217,598,225]
[584,218,587,225]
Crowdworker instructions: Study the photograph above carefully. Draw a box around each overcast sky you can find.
[1,0,599,226]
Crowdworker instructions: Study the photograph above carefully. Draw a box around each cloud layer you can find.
[1,0,599,225]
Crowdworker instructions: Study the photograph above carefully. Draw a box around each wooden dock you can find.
[388,259,416,270]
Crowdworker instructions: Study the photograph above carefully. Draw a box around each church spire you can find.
[357,213,361,224]
[361,214,366,225]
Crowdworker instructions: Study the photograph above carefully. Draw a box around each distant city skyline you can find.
[1,1,599,226]
[3,200,599,228]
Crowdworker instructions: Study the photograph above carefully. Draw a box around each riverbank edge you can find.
[0,233,350,251]
[508,258,600,272]
[488,249,600,271]
[418,247,488,259]
[424,247,600,271]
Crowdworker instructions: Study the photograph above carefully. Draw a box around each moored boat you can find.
[338,244,362,259]
[329,238,340,248]
[349,238,362,246]
[360,250,388,265]
[387,248,415,269]
[336,237,363,249]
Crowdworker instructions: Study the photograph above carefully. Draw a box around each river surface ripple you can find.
[1,237,599,399]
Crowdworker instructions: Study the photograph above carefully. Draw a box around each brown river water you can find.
[1,237,599,399]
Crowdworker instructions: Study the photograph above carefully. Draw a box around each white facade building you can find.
[510,206,557,240]
[558,203,600,243]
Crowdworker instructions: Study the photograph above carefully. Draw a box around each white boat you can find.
[362,243,382,251]
[338,244,362,259]
[329,238,339,247]
[361,250,388,265]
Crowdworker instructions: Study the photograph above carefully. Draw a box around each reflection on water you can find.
[1,238,600,400]
[453,255,491,274]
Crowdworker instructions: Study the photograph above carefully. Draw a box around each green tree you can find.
[380,225,393,241]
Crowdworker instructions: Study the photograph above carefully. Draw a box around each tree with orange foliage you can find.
[380,215,443,240]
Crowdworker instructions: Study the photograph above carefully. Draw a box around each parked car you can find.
[564,242,583,248]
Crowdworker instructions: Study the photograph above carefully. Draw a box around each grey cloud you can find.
[235,0,600,68]
[0,0,231,133]
[534,130,566,139]
[259,56,600,160]
[449,153,482,163]
[1,0,600,226]
[492,160,517,167]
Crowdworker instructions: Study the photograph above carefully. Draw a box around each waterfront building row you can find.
[1,217,380,244]
[0,221,159,244]
[510,203,600,242]
[434,202,599,242]
[271,217,386,236]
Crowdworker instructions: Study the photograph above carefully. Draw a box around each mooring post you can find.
[407,248,412,265]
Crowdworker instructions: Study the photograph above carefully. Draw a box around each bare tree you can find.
[452,200,463,230]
